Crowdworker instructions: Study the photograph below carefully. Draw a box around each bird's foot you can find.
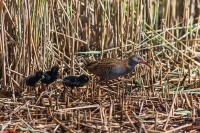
[106,82,116,92]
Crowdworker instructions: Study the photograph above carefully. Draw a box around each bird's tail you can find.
[82,57,93,65]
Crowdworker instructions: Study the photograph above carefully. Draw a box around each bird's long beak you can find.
[141,60,152,68]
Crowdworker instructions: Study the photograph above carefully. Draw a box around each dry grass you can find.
[0,0,200,132]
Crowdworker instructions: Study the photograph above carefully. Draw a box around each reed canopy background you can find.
[0,0,200,132]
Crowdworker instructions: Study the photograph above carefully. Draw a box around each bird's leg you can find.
[71,87,74,96]
[46,85,49,92]
[54,84,58,110]
[35,85,38,98]
[98,78,115,92]
[62,83,67,98]
[62,84,68,102]
[106,81,115,91]
[54,85,58,99]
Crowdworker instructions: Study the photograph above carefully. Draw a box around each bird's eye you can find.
[137,57,142,61]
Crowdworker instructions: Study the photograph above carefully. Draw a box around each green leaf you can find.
[135,79,142,87]
[170,86,183,91]
[76,51,102,55]
[175,108,191,116]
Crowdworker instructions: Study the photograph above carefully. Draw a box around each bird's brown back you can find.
[84,58,129,77]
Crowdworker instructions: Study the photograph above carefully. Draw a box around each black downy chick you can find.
[26,71,43,87]
[63,74,89,94]
[41,65,60,91]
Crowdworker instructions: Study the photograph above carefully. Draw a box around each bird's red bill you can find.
[141,61,151,68]
[39,85,47,93]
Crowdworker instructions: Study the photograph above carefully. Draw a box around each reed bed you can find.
[0,0,200,132]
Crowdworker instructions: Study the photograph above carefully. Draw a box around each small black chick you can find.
[63,74,89,94]
[26,71,43,86]
[41,65,60,90]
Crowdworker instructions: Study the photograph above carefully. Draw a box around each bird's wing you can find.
[82,57,94,65]
[39,77,46,81]
[54,72,60,78]
[26,75,34,84]
[63,76,76,83]
[85,58,118,77]
[43,71,51,80]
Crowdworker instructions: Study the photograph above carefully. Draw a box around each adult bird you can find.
[41,65,60,91]
[83,55,151,89]
[62,74,89,94]
[26,70,43,87]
